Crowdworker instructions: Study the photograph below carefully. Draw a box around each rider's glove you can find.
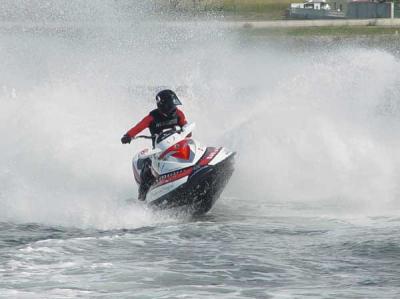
[121,134,131,144]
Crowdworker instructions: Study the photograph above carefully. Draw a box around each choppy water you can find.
[1,1,400,298]
[2,207,400,298]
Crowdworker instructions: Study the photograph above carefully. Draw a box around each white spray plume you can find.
[1,2,400,228]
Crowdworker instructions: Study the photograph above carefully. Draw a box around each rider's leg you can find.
[138,158,153,200]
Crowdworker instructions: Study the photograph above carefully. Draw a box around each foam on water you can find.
[1,1,400,229]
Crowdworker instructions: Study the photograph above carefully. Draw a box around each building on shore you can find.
[346,0,394,18]
[288,0,346,18]
[287,0,395,19]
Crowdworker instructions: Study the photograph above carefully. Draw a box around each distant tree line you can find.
[154,0,223,11]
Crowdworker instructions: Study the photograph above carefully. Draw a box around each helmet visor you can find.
[171,95,182,106]
[157,92,182,115]
[156,94,182,106]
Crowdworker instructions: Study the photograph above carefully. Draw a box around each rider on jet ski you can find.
[121,89,189,200]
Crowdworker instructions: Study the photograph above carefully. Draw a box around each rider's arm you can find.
[176,109,192,137]
[176,108,187,126]
[126,115,154,138]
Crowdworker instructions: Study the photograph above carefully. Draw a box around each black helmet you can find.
[156,89,182,115]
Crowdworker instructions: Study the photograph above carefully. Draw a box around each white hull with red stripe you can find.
[132,124,235,215]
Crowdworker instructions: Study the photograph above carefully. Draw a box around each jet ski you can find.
[131,123,235,215]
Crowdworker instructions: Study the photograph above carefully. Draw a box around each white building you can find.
[291,0,332,10]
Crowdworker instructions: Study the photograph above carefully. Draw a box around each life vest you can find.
[149,109,180,136]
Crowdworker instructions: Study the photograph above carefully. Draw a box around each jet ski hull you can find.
[148,153,235,216]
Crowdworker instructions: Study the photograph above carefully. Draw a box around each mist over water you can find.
[231,45,400,216]
[0,1,400,229]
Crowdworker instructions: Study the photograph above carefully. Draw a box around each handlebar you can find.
[134,135,153,140]
[134,126,186,142]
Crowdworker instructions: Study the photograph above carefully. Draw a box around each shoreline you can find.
[1,18,400,37]
[225,18,400,28]
[226,18,400,36]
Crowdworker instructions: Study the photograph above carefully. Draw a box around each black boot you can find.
[138,184,148,201]
[138,158,154,201]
